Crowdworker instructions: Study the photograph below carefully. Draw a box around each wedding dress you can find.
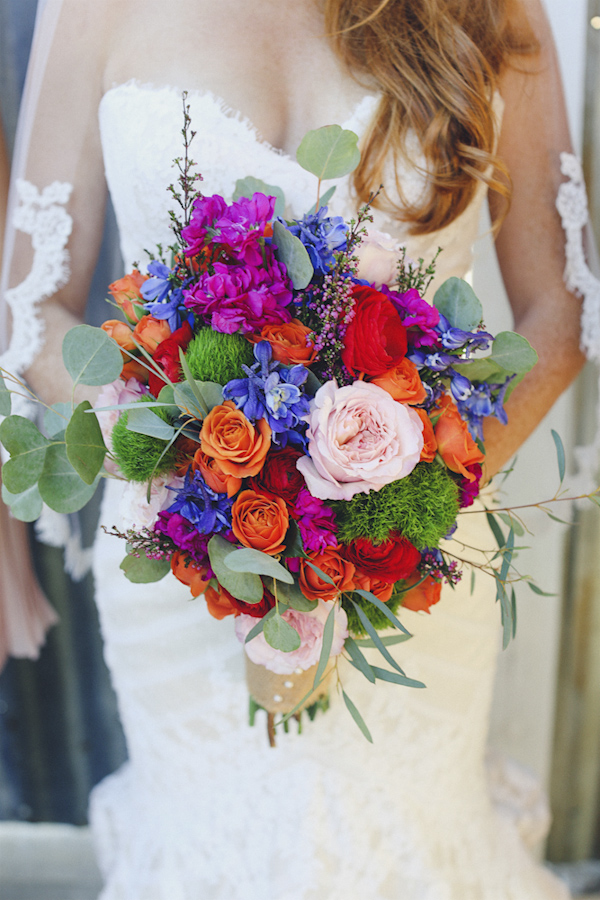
[82,81,570,899]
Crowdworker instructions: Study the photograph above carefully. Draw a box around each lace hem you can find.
[0,179,73,377]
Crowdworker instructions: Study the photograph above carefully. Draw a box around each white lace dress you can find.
[87,82,570,900]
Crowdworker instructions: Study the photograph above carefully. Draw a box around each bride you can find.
[1,0,587,897]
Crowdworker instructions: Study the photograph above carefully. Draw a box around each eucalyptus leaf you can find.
[264,577,317,611]
[353,634,412,648]
[263,611,301,652]
[65,401,107,484]
[0,373,11,416]
[233,176,285,218]
[38,443,99,513]
[120,549,171,583]
[178,350,209,415]
[351,601,406,673]
[173,381,207,419]
[307,185,336,215]
[296,125,361,180]
[157,384,179,418]
[313,604,335,688]
[490,331,538,375]
[458,358,505,383]
[498,513,525,536]
[342,690,373,743]
[304,368,323,397]
[207,534,264,603]
[511,587,517,640]
[126,405,176,441]
[552,429,566,483]
[370,665,426,689]
[305,559,336,587]
[433,278,482,331]
[195,381,224,411]
[354,589,410,635]
[344,636,376,684]
[244,610,273,644]
[272,221,314,290]
[224,547,294,584]
[62,324,123,387]
[485,511,505,550]
[44,403,72,438]
[0,416,50,492]
[527,582,556,597]
[1,482,43,522]
[280,518,306,559]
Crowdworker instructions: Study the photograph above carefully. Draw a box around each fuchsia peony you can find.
[235,599,348,674]
[297,380,424,501]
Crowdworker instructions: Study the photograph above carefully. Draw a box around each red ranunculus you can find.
[341,532,420,583]
[148,321,194,397]
[249,447,305,506]
[342,285,408,377]
[207,583,276,619]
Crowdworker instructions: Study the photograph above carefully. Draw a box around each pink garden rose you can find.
[297,380,424,501]
[354,229,403,288]
[119,475,184,531]
[235,599,348,675]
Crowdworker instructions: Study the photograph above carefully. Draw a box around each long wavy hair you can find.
[324,0,539,234]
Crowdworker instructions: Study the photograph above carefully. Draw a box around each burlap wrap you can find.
[245,655,334,715]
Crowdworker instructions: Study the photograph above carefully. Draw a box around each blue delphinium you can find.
[141,260,190,331]
[223,341,311,446]
[453,378,512,442]
[435,312,493,353]
[283,206,347,275]
[167,468,233,534]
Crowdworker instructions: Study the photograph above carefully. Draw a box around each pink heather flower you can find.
[184,259,292,334]
[235,599,348,674]
[297,380,424,501]
[354,229,403,288]
[94,377,148,475]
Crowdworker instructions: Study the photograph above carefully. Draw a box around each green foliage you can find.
[0,416,50,492]
[263,611,301,652]
[272,221,314,289]
[185,328,255,385]
[120,549,171,583]
[433,278,482,331]
[233,176,285,218]
[38,443,99,513]
[2,482,43,522]
[224,547,294,584]
[0,373,11,416]
[296,125,361,180]
[207,534,264,603]
[65,401,107,484]
[333,462,459,549]
[62,324,123,387]
[342,591,404,637]
[111,397,177,482]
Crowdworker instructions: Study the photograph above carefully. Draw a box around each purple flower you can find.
[182,192,276,266]
[181,194,228,257]
[383,286,440,347]
[184,259,292,334]
[165,468,233,534]
[435,312,493,353]
[293,487,338,553]
[283,207,347,275]
[155,512,212,565]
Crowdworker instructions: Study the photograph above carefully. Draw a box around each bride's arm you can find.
[2,0,110,407]
[483,0,587,479]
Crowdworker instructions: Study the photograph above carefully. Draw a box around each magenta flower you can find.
[184,259,293,334]
[182,194,228,257]
[383,286,440,347]
[293,487,338,553]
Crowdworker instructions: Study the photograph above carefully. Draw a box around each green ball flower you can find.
[185,328,255,385]
[111,396,177,482]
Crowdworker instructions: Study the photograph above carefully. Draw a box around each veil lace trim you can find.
[556,152,600,362]
[0,179,72,377]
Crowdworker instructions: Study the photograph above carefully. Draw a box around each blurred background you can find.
[1,0,600,897]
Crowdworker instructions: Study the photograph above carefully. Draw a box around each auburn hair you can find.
[324,0,540,234]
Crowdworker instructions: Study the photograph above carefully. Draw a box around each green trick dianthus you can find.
[185,328,255,385]
[332,462,459,549]
[111,396,178,482]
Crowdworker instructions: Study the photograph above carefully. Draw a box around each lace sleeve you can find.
[1,179,72,378]
[555,152,600,363]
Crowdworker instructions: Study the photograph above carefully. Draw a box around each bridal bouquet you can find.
[0,112,539,741]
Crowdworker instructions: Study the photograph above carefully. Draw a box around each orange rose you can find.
[133,315,172,354]
[401,574,442,613]
[298,547,356,602]
[414,407,437,463]
[253,319,318,366]
[120,359,149,383]
[434,395,485,481]
[200,401,271,478]
[371,357,427,405]
[205,584,237,619]
[109,270,148,323]
[231,489,289,556]
[353,570,394,603]
[192,448,242,497]
[171,551,211,598]
[101,319,137,355]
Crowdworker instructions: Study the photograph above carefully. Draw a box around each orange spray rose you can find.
[231,490,289,555]
[298,548,356,602]
[434,395,485,481]
[200,401,271,478]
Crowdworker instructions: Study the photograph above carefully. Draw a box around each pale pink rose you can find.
[94,377,148,475]
[235,599,348,675]
[119,475,184,531]
[355,230,403,288]
[297,380,424,501]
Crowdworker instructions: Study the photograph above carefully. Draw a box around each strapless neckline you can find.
[100,79,380,164]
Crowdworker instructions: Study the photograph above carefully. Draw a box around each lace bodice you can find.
[98,81,493,288]
[85,82,569,900]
